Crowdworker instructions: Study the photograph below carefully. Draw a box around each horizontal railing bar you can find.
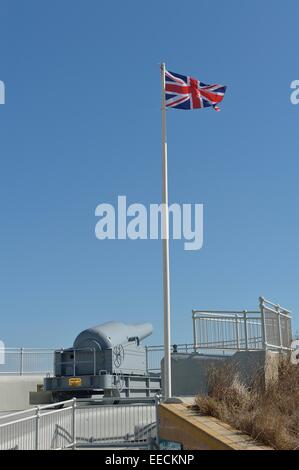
[77,397,159,403]
[0,372,53,375]
[263,305,284,315]
[0,414,36,428]
[0,348,57,351]
[39,406,74,418]
[198,346,260,349]
[261,297,292,313]
[192,310,260,315]
[263,306,291,318]
[0,400,75,423]
[0,347,95,352]
[146,343,194,350]
[193,316,261,322]
[37,399,75,410]
[264,342,293,351]
[0,408,37,421]
[193,317,261,323]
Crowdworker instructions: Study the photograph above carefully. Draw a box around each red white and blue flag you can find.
[165,69,227,112]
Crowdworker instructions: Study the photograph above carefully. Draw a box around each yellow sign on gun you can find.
[68,377,82,387]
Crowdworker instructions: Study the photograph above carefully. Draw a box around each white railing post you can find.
[72,398,77,449]
[259,297,267,350]
[235,315,240,350]
[277,304,282,350]
[145,346,149,373]
[35,406,40,450]
[243,310,248,350]
[20,348,24,376]
[192,311,197,352]
[155,394,161,448]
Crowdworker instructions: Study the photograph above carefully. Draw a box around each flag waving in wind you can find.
[165,69,227,111]
[160,63,227,398]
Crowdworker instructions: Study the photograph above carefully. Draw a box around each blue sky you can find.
[0,0,299,347]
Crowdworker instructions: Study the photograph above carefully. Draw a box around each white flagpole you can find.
[161,62,172,399]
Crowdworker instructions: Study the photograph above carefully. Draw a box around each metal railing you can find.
[0,346,154,376]
[0,346,168,376]
[145,343,196,372]
[0,399,75,450]
[0,298,292,376]
[0,397,160,450]
[0,348,55,375]
[145,298,293,373]
[192,297,293,352]
[260,297,293,350]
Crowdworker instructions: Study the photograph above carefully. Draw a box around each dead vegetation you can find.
[194,358,299,450]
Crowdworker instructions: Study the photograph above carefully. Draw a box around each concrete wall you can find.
[159,400,271,450]
[0,376,44,411]
[162,354,226,396]
[162,350,280,397]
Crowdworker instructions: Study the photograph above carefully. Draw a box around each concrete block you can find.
[162,350,281,397]
[0,376,44,411]
[29,391,54,405]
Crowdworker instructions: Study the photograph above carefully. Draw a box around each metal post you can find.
[192,311,197,352]
[145,346,149,373]
[259,296,267,350]
[155,394,161,448]
[35,406,40,450]
[235,315,240,350]
[161,62,171,399]
[20,348,24,376]
[72,398,77,449]
[93,349,96,375]
[277,304,282,350]
[243,310,248,350]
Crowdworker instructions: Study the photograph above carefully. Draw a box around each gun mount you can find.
[42,321,160,402]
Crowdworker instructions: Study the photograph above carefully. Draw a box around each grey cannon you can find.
[43,321,160,401]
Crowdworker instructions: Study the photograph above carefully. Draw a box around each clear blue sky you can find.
[0,0,298,347]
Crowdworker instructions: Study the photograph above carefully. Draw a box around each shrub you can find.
[194,358,299,450]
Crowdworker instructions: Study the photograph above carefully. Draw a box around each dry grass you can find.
[194,358,299,450]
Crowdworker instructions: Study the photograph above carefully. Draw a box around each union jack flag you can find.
[165,69,227,111]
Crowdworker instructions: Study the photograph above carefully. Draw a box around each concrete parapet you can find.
[162,350,281,396]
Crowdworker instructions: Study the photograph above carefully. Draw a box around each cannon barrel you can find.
[73,321,153,351]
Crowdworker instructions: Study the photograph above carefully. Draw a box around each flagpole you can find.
[161,62,172,399]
